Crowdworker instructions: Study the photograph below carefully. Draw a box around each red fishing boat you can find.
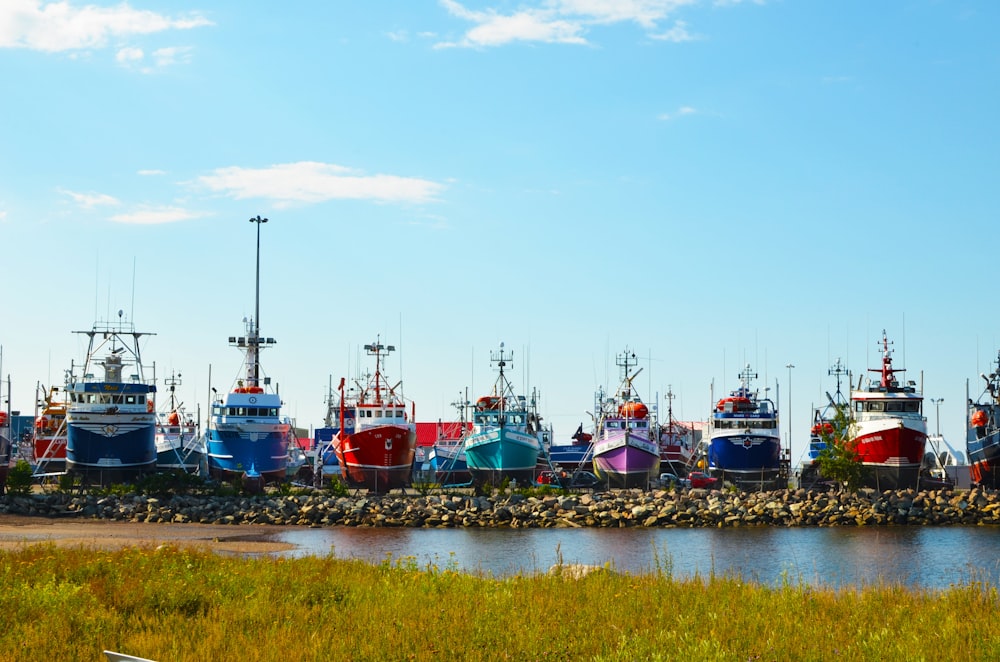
[32,384,68,473]
[333,338,416,492]
[850,331,926,490]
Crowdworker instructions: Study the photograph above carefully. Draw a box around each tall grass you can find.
[0,544,997,660]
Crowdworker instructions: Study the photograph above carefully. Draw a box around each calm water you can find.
[265,526,1000,589]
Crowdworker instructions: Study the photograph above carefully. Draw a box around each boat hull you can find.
[155,426,207,475]
[465,427,540,485]
[854,423,925,490]
[66,412,157,482]
[707,434,782,485]
[207,422,291,482]
[968,422,1000,489]
[592,432,659,488]
[548,443,593,472]
[335,425,415,492]
[33,436,67,472]
[429,444,471,484]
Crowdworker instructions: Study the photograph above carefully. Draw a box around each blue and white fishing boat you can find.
[154,371,206,475]
[463,343,544,486]
[206,215,292,483]
[707,364,781,489]
[64,311,157,483]
[546,423,594,473]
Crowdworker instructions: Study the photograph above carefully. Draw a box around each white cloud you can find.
[436,0,700,48]
[553,0,696,29]
[650,20,698,42]
[110,206,206,225]
[658,105,697,120]
[0,0,212,53]
[386,29,409,42]
[61,189,120,207]
[152,45,193,67]
[198,162,445,206]
[137,169,166,176]
[115,45,142,63]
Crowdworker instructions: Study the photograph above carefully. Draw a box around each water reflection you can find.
[272,526,1000,589]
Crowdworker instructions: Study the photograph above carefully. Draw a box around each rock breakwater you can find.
[2,487,998,528]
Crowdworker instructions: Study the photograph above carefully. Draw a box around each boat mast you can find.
[490,342,512,415]
[364,338,395,406]
[249,215,267,388]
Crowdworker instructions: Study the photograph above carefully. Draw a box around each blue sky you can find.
[1,0,997,466]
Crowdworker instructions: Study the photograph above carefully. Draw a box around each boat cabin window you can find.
[629,420,648,429]
[396,411,404,418]
[606,421,620,430]
[125,395,137,405]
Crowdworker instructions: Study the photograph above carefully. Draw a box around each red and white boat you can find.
[850,331,926,490]
[333,338,416,493]
[32,384,68,474]
[659,388,696,474]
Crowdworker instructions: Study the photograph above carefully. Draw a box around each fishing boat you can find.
[707,364,781,489]
[428,400,473,485]
[591,349,660,488]
[850,331,926,490]
[967,350,1000,488]
[64,311,158,483]
[658,387,695,475]
[546,423,594,473]
[0,411,10,489]
[206,216,293,483]
[31,383,68,474]
[798,359,850,489]
[331,338,416,492]
[154,372,206,475]
[463,343,544,486]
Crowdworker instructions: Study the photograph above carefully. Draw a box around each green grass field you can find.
[0,544,996,661]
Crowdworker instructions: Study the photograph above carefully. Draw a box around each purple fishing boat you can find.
[591,348,660,488]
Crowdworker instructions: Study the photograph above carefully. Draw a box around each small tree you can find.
[5,460,34,496]
[815,404,867,491]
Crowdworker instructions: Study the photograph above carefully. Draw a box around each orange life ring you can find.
[146,400,154,413]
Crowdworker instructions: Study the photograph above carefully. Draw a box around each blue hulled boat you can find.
[707,364,781,489]
[206,216,292,483]
[65,312,157,484]
[463,343,544,486]
[968,350,1000,488]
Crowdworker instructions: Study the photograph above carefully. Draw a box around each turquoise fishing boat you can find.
[463,343,544,486]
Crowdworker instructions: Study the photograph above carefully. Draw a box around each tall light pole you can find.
[930,397,944,437]
[249,215,268,385]
[785,363,795,454]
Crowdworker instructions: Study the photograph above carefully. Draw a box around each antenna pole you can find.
[249,215,268,385]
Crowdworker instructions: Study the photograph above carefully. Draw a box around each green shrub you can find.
[5,460,34,495]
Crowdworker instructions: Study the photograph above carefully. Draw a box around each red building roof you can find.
[414,421,471,447]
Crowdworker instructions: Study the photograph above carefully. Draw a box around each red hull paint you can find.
[335,425,415,492]
[34,437,67,462]
[854,426,925,465]
[854,425,925,490]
